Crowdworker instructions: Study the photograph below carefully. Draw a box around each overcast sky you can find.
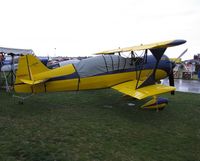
[0,0,199,60]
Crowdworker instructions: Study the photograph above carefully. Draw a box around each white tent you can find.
[0,47,34,55]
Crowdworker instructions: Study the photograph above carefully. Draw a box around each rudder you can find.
[14,55,49,93]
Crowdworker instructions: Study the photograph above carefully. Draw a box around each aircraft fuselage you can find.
[14,54,172,93]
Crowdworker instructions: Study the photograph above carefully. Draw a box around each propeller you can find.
[173,49,188,63]
[169,71,175,95]
[168,49,188,95]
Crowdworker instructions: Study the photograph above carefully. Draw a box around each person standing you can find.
[198,70,200,81]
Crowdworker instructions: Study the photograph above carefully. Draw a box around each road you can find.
[162,79,200,94]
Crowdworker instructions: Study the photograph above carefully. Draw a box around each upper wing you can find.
[112,80,175,100]
[95,39,185,89]
[95,39,186,55]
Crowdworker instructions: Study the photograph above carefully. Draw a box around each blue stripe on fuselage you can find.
[47,72,79,82]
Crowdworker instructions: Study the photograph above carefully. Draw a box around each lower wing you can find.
[112,80,175,100]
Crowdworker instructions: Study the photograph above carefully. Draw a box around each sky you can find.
[0,0,199,60]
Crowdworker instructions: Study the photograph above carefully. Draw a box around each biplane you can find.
[14,39,186,110]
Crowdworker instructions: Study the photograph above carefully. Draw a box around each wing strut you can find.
[135,49,148,89]
[136,48,166,89]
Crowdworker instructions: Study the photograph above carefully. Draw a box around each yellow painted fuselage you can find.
[15,69,167,93]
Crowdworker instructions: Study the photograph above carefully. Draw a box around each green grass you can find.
[0,89,200,161]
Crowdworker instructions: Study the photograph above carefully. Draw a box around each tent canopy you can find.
[0,47,34,55]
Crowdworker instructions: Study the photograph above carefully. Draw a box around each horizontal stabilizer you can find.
[112,81,175,100]
[20,79,45,85]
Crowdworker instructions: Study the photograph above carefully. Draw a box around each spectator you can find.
[0,52,5,62]
[198,70,200,81]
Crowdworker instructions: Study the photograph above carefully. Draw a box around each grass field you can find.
[0,89,200,161]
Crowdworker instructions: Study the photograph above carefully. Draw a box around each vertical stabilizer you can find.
[14,55,49,93]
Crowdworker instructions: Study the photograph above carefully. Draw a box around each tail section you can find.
[15,54,76,93]
[15,55,49,93]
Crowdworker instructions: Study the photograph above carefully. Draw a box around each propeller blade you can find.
[169,72,175,95]
[173,48,188,63]
[168,49,187,95]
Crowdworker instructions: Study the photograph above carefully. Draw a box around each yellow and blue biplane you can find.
[14,39,186,110]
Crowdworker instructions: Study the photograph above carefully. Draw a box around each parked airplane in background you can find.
[14,39,186,110]
[0,56,49,72]
[48,59,80,69]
